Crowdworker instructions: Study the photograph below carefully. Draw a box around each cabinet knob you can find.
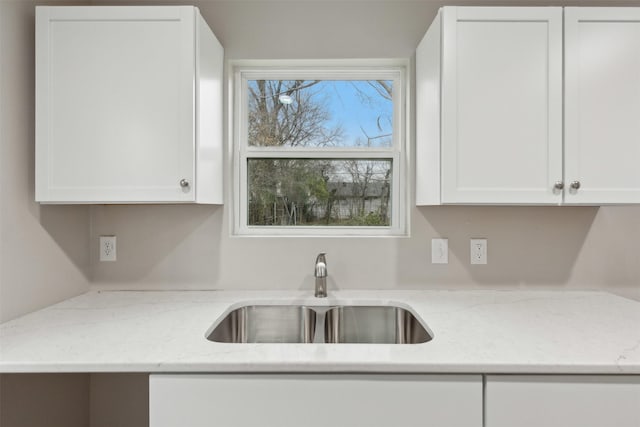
[554,181,564,190]
[180,179,190,188]
[570,181,581,190]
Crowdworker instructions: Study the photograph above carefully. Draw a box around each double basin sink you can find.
[206,304,432,344]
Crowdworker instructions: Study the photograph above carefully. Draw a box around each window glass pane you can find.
[247,159,392,226]
[247,80,393,148]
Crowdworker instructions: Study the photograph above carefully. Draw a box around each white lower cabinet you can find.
[485,375,640,427]
[149,374,482,427]
[150,373,640,427]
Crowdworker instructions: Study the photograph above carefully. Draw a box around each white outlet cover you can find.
[100,236,117,262]
[470,238,487,265]
[431,238,448,264]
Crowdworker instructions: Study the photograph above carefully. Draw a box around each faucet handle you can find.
[314,253,328,298]
[314,253,327,277]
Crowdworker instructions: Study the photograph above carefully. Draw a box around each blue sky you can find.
[319,80,393,147]
[248,79,393,148]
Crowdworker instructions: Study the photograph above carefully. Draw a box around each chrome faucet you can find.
[314,253,327,298]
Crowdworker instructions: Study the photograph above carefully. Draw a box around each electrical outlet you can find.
[100,236,116,262]
[470,238,487,265]
[431,238,448,264]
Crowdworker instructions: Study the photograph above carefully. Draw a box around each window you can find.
[233,61,407,236]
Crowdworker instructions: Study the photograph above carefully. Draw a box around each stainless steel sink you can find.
[324,306,432,344]
[206,304,432,344]
[206,305,316,343]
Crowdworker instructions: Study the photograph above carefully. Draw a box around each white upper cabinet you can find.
[416,7,563,205]
[564,8,640,204]
[417,6,640,206]
[36,6,223,204]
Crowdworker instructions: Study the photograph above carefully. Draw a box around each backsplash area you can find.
[88,204,640,297]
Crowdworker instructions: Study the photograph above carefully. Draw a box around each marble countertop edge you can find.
[1,290,639,375]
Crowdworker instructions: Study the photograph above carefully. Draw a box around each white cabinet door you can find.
[440,7,563,204]
[417,7,564,205]
[150,374,483,427]
[564,8,640,204]
[35,6,223,204]
[485,375,640,427]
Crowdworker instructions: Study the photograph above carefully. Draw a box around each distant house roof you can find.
[327,181,388,198]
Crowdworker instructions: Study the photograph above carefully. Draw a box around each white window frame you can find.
[231,59,409,237]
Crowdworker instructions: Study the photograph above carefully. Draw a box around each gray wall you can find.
[0,374,89,427]
[0,373,148,427]
[89,0,640,301]
[0,0,90,323]
[1,1,638,426]
[1,0,639,327]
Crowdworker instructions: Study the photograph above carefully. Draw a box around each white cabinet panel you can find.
[417,6,640,206]
[36,6,223,204]
[415,9,441,206]
[417,7,563,205]
[564,8,640,204]
[486,375,640,427]
[150,374,482,427]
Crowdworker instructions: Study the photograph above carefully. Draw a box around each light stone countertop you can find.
[1,290,639,374]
